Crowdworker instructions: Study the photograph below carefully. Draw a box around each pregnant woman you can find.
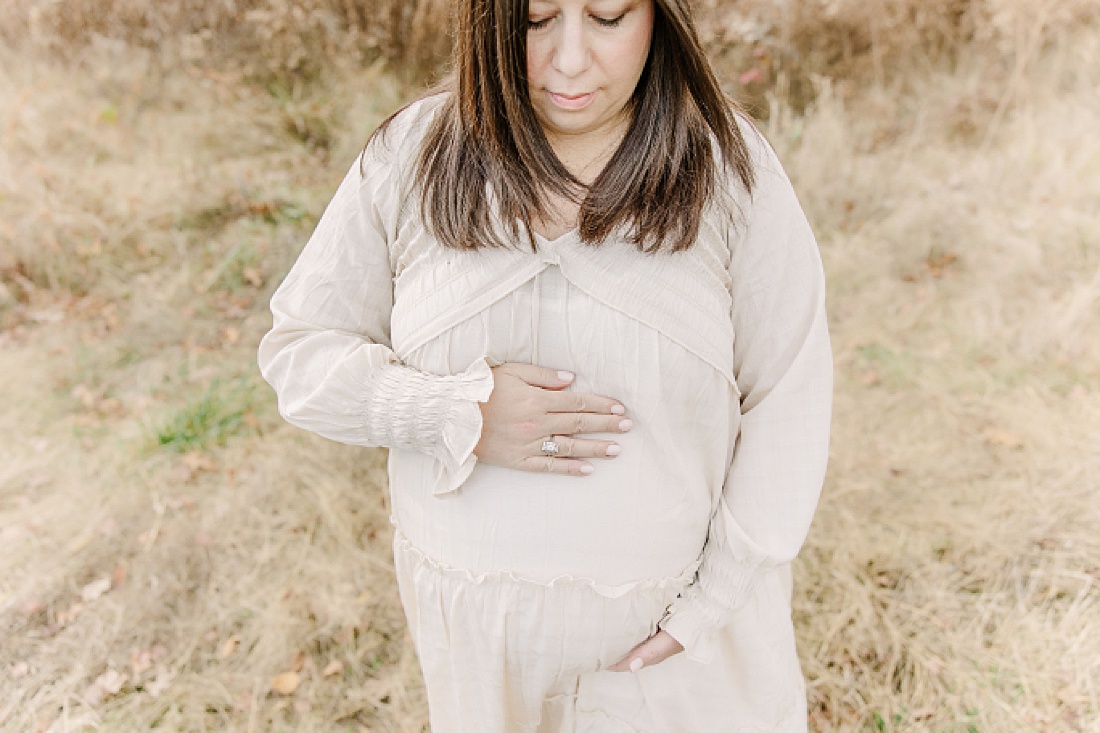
[257,0,833,730]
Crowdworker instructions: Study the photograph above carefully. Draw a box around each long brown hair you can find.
[367,0,756,254]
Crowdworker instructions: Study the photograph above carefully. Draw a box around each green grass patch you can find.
[176,195,309,233]
[149,375,260,453]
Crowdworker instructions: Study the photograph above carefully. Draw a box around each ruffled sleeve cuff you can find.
[657,557,763,665]
[657,607,719,666]
[431,355,500,497]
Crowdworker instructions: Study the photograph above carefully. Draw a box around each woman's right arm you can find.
[257,127,627,495]
[257,134,497,497]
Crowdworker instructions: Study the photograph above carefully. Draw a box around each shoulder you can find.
[728,110,787,195]
[709,108,818,266]
[363,92,450,170]
[354,92,451,221]
[715,109,803,223]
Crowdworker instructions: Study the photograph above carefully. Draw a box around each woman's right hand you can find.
[473,363,631,476]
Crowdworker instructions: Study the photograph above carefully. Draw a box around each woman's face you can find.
[526,0,655,143]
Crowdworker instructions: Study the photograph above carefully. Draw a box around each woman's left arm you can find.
[655,128,834,665]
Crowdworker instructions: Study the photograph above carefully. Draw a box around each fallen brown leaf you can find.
[112,564,128,589]
[271,671,301,695]
[181,453,218,473]
[982,427,1024,449]
[242,267,264,287]
[218,635,241,659]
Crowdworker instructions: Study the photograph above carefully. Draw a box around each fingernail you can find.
[619,419,632,431]
[558,371,574,382]
[606,444,622,457]
[580,464,594,474]
[629,658,643,673]
[611,404,625,414]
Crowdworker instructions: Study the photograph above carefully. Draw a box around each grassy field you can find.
[1,3,1098,731]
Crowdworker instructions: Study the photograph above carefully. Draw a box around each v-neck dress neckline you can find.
[529,225,579,247]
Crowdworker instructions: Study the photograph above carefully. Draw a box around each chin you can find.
[539,108,608,136]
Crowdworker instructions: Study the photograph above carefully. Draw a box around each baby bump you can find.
[392,524,689,676]
[390,443,717,589]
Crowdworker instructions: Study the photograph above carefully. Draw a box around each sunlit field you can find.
[1,1,1098,731]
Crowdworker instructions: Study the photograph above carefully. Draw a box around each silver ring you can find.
[540,439,560,456]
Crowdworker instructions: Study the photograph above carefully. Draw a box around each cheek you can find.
[608,25,653,86]
[606,45,649,88]
[628,26,654,74]
[526,42,547,87]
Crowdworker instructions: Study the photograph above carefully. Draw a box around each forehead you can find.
[528,0,631,7]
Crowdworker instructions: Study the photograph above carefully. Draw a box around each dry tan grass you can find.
[0,0,452,84]
[696,0,1100,104]
[5,0,1098,94]
[1,4,1099,732]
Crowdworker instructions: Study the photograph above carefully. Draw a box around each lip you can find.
[547,91,596,111]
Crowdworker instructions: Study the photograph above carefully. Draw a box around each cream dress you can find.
[257,95,833,732]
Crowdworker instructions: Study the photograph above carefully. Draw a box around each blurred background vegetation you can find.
[1,1,1098,731]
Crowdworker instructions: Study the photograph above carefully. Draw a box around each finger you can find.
[517,455,594,476]
[607,650,647,673]
[607,652,647,672]
[532,435,621,459]
[546,412,632,437]
[505,363,575,390]
[545,389,626,415]
[606,632,682,672]
[606,637,647,672]
[608,650,656,673]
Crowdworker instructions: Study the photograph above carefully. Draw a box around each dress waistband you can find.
[390,516,702,601]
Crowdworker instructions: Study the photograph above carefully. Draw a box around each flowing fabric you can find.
[257,94,833,731]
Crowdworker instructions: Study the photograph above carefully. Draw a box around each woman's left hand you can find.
[605,630,684,672]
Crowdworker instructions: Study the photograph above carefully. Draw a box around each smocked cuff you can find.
[431,355,499,497]
[657,559,762,665]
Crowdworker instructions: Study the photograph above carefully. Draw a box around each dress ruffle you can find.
[431,355,498,497]
[391,519,703,600]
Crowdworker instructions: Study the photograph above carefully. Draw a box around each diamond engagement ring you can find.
[540,439,560,456]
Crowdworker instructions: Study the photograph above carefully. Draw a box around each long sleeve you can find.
[657,125,834,664]
[256,111,496,496]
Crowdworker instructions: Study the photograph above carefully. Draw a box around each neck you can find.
[544,112,631,186]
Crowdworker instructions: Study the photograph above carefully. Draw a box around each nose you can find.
[551,15,590,78]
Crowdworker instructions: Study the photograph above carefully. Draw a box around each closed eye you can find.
[527,12,628,31]
[593,12,626,27]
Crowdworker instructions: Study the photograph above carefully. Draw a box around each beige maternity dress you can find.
[257,95,833,732]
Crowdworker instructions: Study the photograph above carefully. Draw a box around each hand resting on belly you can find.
[473,362,633,477]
